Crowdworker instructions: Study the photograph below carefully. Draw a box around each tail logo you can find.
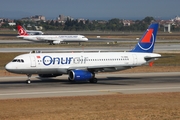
[18,28,24,35]
[137,29,154,51]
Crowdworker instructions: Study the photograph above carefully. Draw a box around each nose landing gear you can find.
[26,74,32,84]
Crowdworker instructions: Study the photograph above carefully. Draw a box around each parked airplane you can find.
[17,25,44,35]
[17,25,88,45]
[6,23,161,84]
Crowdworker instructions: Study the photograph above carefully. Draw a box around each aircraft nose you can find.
[5,63,10,71]
[5,63,13,72]
[85,38,88,41]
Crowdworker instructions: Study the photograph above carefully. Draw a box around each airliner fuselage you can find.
[17,35,88,44]
[5,52,161,74]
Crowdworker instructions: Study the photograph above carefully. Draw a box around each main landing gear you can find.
[89,73,98,83]
[89,78,98,83]
[26,74,32,84]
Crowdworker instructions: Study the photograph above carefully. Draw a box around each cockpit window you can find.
[12,59,17,62]
[12,59,24,63]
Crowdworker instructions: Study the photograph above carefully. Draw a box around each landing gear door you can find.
[30,56,36,67]
[132,54,137,65]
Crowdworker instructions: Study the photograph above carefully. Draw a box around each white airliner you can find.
[17,25,44,35]
[6,23,161,84]
[17,25,88,45]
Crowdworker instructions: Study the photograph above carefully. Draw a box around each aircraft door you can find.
[132,54,137,65]
[30,56,36,67]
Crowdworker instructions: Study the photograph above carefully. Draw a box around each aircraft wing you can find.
[35,37,61,41]
[39,38,87,42]
[35,37,63,44]
[68,65,132,72]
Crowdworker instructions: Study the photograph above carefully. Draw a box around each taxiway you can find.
[0,72,180,99]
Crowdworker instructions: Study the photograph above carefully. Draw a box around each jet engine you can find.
[53,41,61,44]
[68,70,93,81]
[38,74,62,78]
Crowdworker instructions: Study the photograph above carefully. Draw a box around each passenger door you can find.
[30,56,36,67]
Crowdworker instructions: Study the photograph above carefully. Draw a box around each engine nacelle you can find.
[68,70,93,81]
[53,41,61,44]
[38,74,62,78]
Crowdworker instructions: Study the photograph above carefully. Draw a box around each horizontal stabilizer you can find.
[144,56,161,62]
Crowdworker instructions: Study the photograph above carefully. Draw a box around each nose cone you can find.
[5,63,11,72]
[5,63,15,73]
[84,38,88,41]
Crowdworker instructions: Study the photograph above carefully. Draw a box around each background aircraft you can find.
[17,25,44,35]
[6,23,160,84]
[17,25,88,45]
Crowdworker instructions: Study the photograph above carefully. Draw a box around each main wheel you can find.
[89,78,97,83]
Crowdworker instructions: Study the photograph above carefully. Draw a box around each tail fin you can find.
[130,23,159,53]
[17,25,28,36]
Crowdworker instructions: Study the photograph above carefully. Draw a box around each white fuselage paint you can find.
[5,52,161,75]
[17,35,88,43]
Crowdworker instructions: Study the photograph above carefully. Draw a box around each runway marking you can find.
[0,87,180,96]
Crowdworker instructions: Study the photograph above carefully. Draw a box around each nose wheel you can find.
[26,80,31,84]
[26,74,32,84]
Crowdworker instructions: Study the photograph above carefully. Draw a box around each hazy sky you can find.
[1,0,180,20]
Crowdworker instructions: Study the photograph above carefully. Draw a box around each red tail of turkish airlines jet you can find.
[17,25,29,36]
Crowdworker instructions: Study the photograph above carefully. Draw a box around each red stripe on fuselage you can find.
[141,29,153,43]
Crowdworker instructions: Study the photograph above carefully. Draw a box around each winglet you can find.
[130,23,159,53]
[17,25,28,36]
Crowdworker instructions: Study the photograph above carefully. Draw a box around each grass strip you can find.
[0,93,180,120]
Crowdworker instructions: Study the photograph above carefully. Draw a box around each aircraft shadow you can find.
[62,77,141,85]
[0,77,141,86]
[0,78,67,85]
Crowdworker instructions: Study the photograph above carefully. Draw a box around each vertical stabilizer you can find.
[130,23,159,53]
[17,25,28,36]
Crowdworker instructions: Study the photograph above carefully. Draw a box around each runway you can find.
[0,72,180,99]
[0,39,180,43]
[0,44,180,52]
[0,39,180,53]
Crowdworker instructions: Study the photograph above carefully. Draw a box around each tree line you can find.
[25,16,155,31]
[2,16,180,31]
